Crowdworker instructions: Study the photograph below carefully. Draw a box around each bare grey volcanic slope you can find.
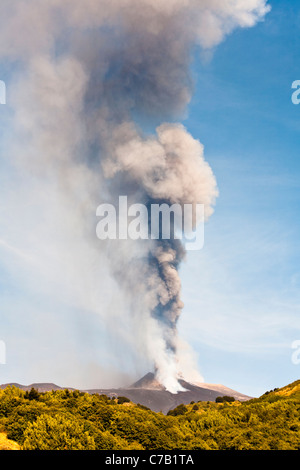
[129,372,165,390]
[0,374,252,414]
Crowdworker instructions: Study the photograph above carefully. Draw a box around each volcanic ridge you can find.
[1,373,251,414]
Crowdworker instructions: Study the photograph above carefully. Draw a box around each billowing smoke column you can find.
[101,122,219,390]
[0,0,270,392]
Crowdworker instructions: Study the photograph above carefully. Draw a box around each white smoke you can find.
[0,0,270,392]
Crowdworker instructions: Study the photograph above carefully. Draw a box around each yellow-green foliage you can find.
[0,382,300,450]
[23,413,97,450]
[273,380,300,398]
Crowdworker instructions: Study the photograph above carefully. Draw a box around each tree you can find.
[24,388,40,401]
[117,396,130,404]
[167,404,188,416]
[5,402,48,443]
[22,413,96,450]
[215,396,235,403]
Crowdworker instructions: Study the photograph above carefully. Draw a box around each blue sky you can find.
[178,0,300,396]
[0,0,300,398]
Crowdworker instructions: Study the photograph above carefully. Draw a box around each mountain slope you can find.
[86,373,251,413]
[273,380,300,398]
[0,383,69,392]
[0,373,251,414]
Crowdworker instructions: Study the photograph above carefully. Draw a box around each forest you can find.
[0,380,300,450]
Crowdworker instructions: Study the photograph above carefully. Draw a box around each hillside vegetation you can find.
[0,432,20,450]
[0,381,300,450]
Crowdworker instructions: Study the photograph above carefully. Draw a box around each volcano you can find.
[1,373,251,414]
[85,372,252,413]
